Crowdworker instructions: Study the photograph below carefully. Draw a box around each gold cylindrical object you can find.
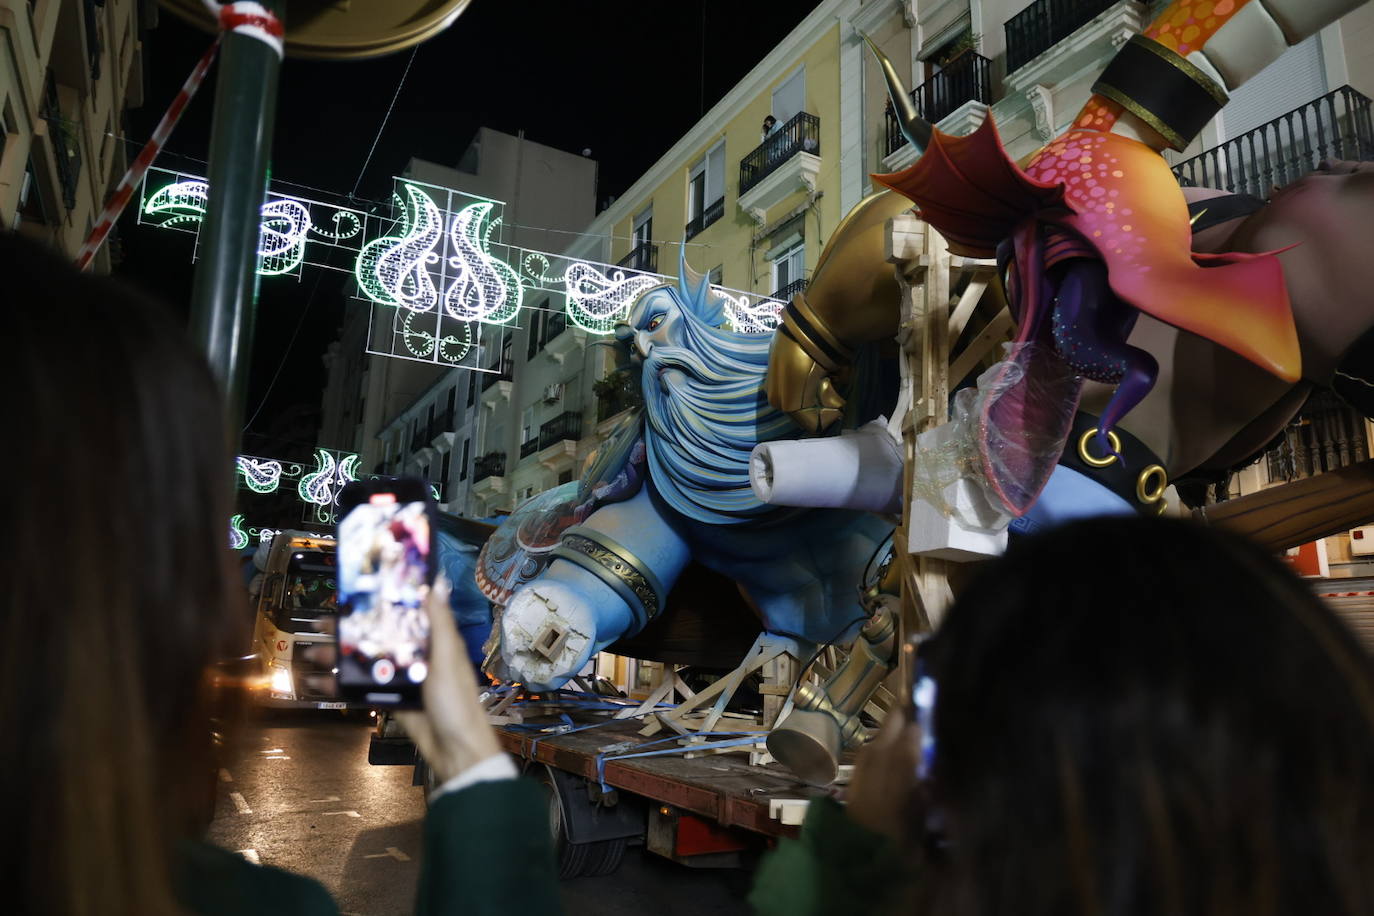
[767,602,899,784]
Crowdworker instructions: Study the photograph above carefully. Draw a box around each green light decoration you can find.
[444,202,523,325]
[229,514,249,551]
[430,484,442,501]
[356,184,442,310]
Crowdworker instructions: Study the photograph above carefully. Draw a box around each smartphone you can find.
[905,636,938,781]
[335,477,436,707]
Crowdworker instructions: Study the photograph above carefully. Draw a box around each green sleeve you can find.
[416,777,563,916]
[748,797,909,916]
[175,841,338,916]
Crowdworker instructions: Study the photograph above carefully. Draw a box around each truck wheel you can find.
[535,766,627,878]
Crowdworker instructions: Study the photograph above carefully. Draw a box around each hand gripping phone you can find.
[335,478,436,707]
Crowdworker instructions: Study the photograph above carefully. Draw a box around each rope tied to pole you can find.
[72,1,284,271]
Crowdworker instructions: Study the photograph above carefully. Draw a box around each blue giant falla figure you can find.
[477,264,892,690]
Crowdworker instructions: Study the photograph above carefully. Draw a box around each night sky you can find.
[114,0,812,458]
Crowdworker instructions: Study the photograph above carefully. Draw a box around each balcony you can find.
[544,314,583,364]
[428,409,455,447]
[1005,0,1121,75]
[480,364,512,392]
[1263,391,1369,485]
[40,77,81,212]
[1171,86,1374,198]
[684,197,725,240]
[597,391,637,424]
[618,242,658,273]
[770,278,807,304]
[472,453,507,497]
[737,112,821,222]
[884,51,993,159]
[519,437,539,459]
[539,411,583,450]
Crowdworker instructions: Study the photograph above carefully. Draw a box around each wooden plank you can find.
[494,718,815,838]
[947,307,1013,385]
[1196,459,1374,550]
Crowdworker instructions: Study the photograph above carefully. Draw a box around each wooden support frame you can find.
[884,216,1004,685]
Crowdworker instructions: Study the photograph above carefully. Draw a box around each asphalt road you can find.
[206,712,753,916]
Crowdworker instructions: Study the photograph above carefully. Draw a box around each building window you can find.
[708,265,723,287]
[466,376,477,408]
[621,206,656,271]
[685,141,725,239]
[558,469,573,485]
[771,242,805,296]
[440,450,451,488]
[459,439,470,480]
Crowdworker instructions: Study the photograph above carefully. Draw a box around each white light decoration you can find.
[716,288,785,334]
[360,184,443,311]
[236,456,284,493]
[256,527,280,544]
[258,198,312,276]
[298,448,361,524]
[141,173,353,278]
[443,202,523,325]
[565,262,663,334]
[229,514,249,551]
[398,308,473,365]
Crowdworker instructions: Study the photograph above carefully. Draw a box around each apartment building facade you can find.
[1,0,152,269]
[319,130,598,516]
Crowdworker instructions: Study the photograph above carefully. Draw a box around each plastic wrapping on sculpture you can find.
[872,116,1300,514]
[907,342,1079,522]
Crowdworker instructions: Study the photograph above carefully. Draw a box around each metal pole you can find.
[188,1,285,443]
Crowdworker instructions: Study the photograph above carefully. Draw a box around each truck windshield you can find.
[272,551,338,633]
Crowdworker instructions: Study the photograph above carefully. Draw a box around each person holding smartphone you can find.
[750,517,1374,916]
[0,232,559,916]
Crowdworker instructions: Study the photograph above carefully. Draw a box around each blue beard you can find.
[640,341,799,526]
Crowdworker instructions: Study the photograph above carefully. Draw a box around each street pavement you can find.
[207,711,752,915]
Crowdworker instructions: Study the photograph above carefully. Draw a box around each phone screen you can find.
[336,481,433,706]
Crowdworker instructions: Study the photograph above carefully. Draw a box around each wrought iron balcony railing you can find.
[41,75,81,211]
[770,278,807,303]
[473,452,506,482]
[519,437,539,459]
[684,196,725,240]
[597,391,637,423]
[884,51,993,158]
[538,411,583,450]
[1171,85,1374,197]
[480,364,513,392]
[739,111,821,197]
[1004,0,1119,75]
[618,242,658,273]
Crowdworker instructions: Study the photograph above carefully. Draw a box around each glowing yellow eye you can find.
[647,316,664,330]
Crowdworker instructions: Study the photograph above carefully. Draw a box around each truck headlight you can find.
[269,665,294,698]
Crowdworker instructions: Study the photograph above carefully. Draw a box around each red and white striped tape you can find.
[1318,591,1374,598]
[73,2,284,271]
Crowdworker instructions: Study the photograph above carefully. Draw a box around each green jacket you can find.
[176,778,561,916]
[749,796,911,916]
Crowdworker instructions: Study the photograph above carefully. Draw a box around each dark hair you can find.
[0,232,243,916]
[922,517,1374,916]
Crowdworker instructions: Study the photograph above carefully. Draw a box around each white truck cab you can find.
[251,531,344,709]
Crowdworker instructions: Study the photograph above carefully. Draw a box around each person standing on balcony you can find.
[761,114,779,142]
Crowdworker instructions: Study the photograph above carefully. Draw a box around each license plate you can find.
[317,702,347,710]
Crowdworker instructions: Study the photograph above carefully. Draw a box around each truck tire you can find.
[535,765,627,878]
